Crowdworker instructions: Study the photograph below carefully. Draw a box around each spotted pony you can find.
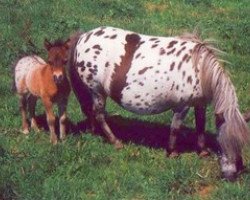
[68,26,249,181]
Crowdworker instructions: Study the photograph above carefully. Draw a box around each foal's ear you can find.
[64,38,71,49]
[44,39,52,50]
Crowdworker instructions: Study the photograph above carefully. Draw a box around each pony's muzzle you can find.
[53,74,64,84]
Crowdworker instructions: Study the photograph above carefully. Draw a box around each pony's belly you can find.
[118,76,199,114]
[120,89,181,115]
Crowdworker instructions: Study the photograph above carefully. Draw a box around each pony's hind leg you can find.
[27,94,39,131]
[92,92,123,149]
[195,105,210,157]
[19,94,29,134]
[42,96,57,144]
[58,98,68,140]
[168,106,189,157]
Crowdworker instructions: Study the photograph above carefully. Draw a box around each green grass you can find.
[1,0,250,199]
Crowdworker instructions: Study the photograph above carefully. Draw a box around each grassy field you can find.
[1,0,250,199]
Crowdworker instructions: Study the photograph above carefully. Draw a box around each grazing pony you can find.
[68,26,249,181]
[13,39,71,144]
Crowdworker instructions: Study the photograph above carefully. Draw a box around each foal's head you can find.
[44,39,70,85]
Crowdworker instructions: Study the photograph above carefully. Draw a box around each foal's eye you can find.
[63,58,68,64]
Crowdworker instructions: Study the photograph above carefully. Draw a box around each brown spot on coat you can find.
[182,54,189,62]
[170,81,175,90]
[135,53,141,59]
[85,48,90,53]
[105,62,110,68]
[167,40,178,48]
[138,66,153,75]
[187,76,193,84]
[160,48,166,55]
[149,38,158,41]
[178,62,182,70]
[167,48,176,55]
[110,34,141,103]
[176,46,186,56]
[181,41,187,46]
[110,34,117,39]
[84,32,93,43]
[152,44,158,48]
[92,45,102,50]
[94,29,105,36]
[182,71,186,79]
[170,62,175,71]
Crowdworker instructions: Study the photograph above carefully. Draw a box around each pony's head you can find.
[44,39,70,85]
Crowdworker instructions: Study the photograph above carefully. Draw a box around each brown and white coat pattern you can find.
[69,26,249,181]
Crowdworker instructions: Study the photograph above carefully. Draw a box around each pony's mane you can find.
[181,32,250,160]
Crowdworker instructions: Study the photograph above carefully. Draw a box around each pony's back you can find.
[14,55,46,94]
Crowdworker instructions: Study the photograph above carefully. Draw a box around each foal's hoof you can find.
[168,151,179,158]
[114,140,123,150]
[199,150,210,157]
[22,129,29,135]
[50,138,58,145]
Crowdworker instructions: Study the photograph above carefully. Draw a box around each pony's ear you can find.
[44,39,52,50]
[64,38,71,49]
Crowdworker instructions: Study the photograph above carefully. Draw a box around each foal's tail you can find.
[11,60,18,93]
[192,40,250,160]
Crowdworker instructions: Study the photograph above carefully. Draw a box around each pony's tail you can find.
[67,32,94,118]
[217,107,250,160]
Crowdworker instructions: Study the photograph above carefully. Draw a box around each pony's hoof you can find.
[221,172,237,182]
[114,140,123,150]
[168,151,179,158]
[199,150,210,157]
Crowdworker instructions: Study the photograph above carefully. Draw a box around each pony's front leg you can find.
[92,92,123,149]
[195,105,210,157]
[58,99,68,140]
[168,107,189,157]
[42,97,57,144]
[19,94,29,134]
[27,94,39,131]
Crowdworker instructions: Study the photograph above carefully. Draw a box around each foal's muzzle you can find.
[53,74,64,84]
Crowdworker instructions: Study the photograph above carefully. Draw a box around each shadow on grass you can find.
[35,113,219,154]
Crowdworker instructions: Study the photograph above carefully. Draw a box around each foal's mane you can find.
[48,39,66,47]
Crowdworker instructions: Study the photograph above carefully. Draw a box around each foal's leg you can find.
[42,97,57,144]
[19,94,29,134]
[195,105,210,157]
[27,95,39,131]
[58,98,68,140]
[92,92,123,149]
[168,106,189,157]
